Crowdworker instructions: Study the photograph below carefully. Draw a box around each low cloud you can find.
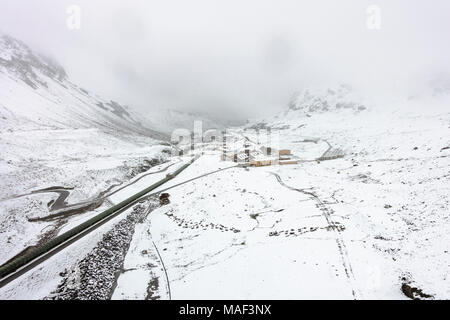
[1,0,449,119]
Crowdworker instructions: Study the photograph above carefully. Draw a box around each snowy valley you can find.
[0,32,450,300]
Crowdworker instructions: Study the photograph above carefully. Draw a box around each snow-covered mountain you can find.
[0,33,167,139]
[0,33,248,271]
[0,32,241,138]
[287,85,366,114]
[2,31,450,300]
[248,84,368,130]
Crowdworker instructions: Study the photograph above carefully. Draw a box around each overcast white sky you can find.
[1,0,449,119]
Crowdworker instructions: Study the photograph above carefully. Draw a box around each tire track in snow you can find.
[270,172,361,299]
[151,237,171,300]
[141,164,240,299]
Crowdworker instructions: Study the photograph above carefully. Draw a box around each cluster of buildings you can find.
[221,144,299,167]
[173,129,300,167]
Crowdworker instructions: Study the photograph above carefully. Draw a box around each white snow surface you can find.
[114,91,450,300]
[1,32,449,300]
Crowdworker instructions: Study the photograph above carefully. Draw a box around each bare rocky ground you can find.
[45,199,159,300]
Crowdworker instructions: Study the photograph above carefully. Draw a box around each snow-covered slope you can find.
[287,85,366,114]
[249,84,368,130]
[242,85,450,299]
[0,33,166,139]
[0,33,173,267]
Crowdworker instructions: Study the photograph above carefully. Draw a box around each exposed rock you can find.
[45,200,158,300]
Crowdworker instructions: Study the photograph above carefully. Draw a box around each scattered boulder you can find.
[159,193,170,206]
[401,283,434,300]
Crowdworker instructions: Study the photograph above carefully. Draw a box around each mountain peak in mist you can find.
[287,84,366,115]
[247,84,368,130]
[0,33,67,89]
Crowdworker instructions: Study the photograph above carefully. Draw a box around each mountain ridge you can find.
[0,32,168,140]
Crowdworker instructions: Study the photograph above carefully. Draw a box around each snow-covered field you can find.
[110,92,450,300]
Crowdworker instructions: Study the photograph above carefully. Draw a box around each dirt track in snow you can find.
[270,172,360,299]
